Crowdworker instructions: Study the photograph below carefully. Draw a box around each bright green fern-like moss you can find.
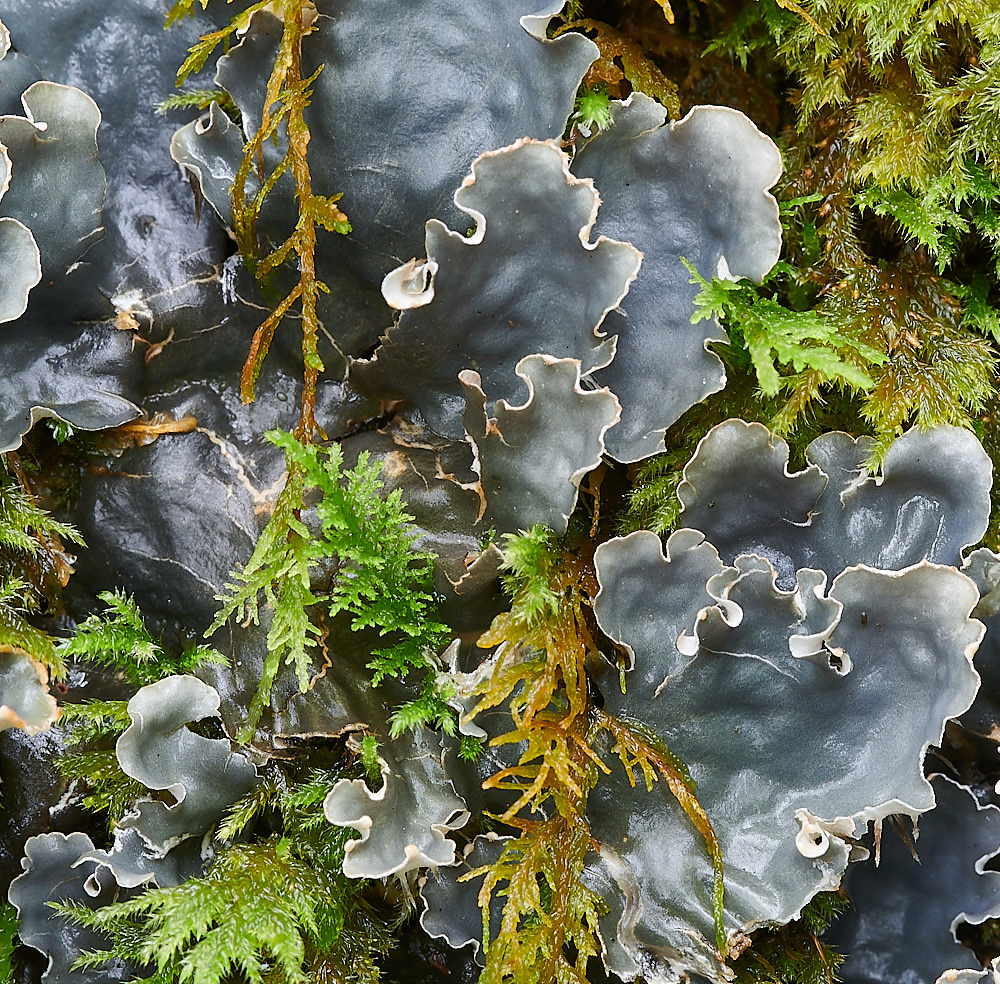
[55,593,227,826]
[0,575,66,678]
[0,478,81,560]
[60,769,390,984]
[58,589,226,686]
[208,429,451,741]
[55,744,146,828]
[0,471,84,677]
[685,257,885,400]
[0,901,16,984]
[63,836,378,984]
[156,88,240,123]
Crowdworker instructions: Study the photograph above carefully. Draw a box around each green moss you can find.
[694,0,1000,469]
[730,892,849,984]
[0,469,84,676]
[59,769,391,984]
[685,256,884,401]
[156,88,241,126]
[54,598,228,828]
[59,589,227,686]
[55,746,147,828]
[0,901,16,984]
[573,84,615,132]
[207,430,451,741]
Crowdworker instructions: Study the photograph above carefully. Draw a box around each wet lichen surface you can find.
[6,1,1000,984]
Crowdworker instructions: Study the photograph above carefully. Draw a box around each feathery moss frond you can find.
[465,528,726,980]
[59,700,132,747]
[167,0,349,439]
[62,836,367,984]
[0,480,82,558]
[55,748,146,827]
[157,88,241,125]
[0,575,64,677]
[164,0,210,28]
[58,589,226,687]
[61,768,390,984]
[388,672,456,738]
[470,813,604,984]
[685,257,885,400]
[620,452,686,538]
[0,473,84,676]
[57,700,143,828]
[217,778,283,844]
[208,430,451,741]
[0,901,17,984]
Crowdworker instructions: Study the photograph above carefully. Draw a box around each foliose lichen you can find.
[8,3,1000,984]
